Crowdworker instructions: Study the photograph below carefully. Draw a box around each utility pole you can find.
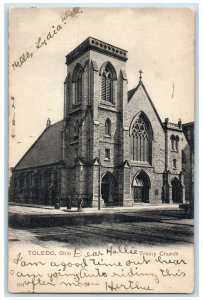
[11,96,16,138]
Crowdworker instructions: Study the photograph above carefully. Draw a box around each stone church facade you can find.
[10,37,194,207]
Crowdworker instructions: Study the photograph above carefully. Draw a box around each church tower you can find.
[63,37,128,207]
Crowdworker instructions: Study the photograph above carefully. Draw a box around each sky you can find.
[9,7,195,168]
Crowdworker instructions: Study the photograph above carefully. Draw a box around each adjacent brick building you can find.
[182,122,194,203]
[10,37,194,207]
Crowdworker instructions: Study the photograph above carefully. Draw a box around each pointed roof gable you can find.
[14,120,65,170]
[128,81,163,128]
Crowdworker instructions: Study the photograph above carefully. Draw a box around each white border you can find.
[1,1,201,300]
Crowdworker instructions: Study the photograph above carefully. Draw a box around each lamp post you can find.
[98,150,101,210]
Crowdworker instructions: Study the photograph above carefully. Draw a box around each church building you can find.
[10,37,194,207]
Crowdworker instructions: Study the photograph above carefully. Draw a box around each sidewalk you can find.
[9,202,180,216]
[8,202,191,229]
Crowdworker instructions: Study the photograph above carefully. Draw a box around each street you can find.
[8,205,194,248]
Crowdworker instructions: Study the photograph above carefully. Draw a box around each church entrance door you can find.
[101,172,114,205]
[132,171,150,203]
[171,177,182,203]
[134,186,143,202]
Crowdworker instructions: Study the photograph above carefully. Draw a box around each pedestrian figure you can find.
[67,195,72,210]
[77,196,83,212]
[55,196,60,209]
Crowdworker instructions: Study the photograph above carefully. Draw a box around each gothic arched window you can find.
[75,67,82,104]
[101,66,113,102]
[64,74,71,116]
[105,118,111,136]
[131,115,152,163]
[182,151,186,164]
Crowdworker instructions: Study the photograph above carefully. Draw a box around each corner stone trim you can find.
[91,60,99,71]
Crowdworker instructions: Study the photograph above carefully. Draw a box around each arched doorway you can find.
[132,171,150,203]
[101,172,114,205]
[171,177,182,203]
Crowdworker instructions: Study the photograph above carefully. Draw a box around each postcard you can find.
[8,7,195,294]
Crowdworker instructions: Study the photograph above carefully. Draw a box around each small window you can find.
[155,189,159,196]
[173,159,177,169]
[105,149,110,160]
[19,174,24,188]
[74,120,79,139]
[37,174,42,187]
[50,173,54,186]
[14,178,17,188]
[175,136,179,151]
[171,135,175,150]
[31,174,34,186]
[105,118,111,136]
[171,135,179,151]
[182,151,187,164]
[25,174,30,187]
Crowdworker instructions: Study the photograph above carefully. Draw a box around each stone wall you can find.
[11,163,64,206]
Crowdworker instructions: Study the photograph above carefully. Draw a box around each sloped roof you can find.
[128,85,140,101]
[15,120,65,170]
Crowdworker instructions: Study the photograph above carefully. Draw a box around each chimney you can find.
[46,118,51,128]
[178,118,182,129]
